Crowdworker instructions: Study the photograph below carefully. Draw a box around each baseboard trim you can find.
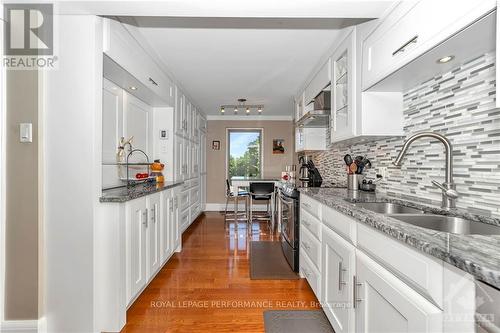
[205,203,268,212]
[1,320,38,333]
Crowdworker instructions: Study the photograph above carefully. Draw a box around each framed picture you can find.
[212,140,220,150]
[273,139,285,154]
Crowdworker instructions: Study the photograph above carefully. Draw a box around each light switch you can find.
[20,123,32,143]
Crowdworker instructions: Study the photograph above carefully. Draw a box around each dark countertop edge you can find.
[299,188,500,289]
[99,181,184,203]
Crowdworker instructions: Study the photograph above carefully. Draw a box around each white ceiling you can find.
[137,25,343,116]
[125,9,390,117]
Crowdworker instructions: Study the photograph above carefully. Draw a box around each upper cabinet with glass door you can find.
[329,25,404,144]
[330,36,354,142]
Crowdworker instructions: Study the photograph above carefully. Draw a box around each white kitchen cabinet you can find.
[179,207,190,233]
[174,135,191,181]
[199,113,207,133]
[125,197,148,304]
[147,193,161,278]
[327,26,403,144]
[322,226,356,333]
[191,143,200,178]
[160,189,173,263]
[295,127,326,152]
[171,188,181,252]
[330,31,355,142]
[362,0,496,90]
[174,89,185,136]
[294,94,304,121]
[300,251,322,301]
[355,251,443,333]
[103,18,174,106]
[183,139,191,179]
[304,60,331,105]
[191,106,199,142]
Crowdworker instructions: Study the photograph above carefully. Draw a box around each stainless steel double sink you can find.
[352,202,500,236]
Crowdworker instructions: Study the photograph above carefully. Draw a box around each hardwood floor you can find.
[121,212,320,333]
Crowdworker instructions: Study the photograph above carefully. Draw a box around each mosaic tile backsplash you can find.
[312,52,500,217]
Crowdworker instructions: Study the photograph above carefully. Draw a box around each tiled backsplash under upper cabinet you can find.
[312,52,500,217]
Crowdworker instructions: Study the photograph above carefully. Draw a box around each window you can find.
[227,129,262,179]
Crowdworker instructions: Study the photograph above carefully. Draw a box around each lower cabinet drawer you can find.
[190,187,199,204]
[300,226,321,271]
[301,208,321,240]
[191,204,200,218]
[179,191,190,211]
[180,208,190,232]
[300,194,321,219]
[300,251,321,301]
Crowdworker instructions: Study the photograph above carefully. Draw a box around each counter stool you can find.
[224,179,249,229]
[248,182,275,234]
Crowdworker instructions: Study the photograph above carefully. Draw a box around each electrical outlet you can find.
[379,167,388,179]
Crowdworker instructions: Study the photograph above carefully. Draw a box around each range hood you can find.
[296,90,331,128]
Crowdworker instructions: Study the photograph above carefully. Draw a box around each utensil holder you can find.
[347,174,361,191]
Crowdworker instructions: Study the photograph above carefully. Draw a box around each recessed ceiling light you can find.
[258,107,262,114]
[129,86,138,90]
[437,55,454,64]
[234,107,238,114]
[246,107,250,114]
[220,107,225,113]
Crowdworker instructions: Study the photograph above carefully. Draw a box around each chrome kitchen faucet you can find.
[393,132,459,209]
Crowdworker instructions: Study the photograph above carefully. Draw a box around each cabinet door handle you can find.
[143,210,148,228]
[338,262,347,290]
[392,35,418,56]
[151,207,156,222]
[169,198,174,212]
[174,197,178,209]
[353,276,363,308]
[148,77,158,86]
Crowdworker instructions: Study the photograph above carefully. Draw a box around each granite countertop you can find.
[299,187,500,289]
[100,180,184,203]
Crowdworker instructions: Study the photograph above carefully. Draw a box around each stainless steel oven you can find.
[279,188,299,272]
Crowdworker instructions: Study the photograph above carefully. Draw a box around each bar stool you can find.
[224,179,249,229]
[248,182,275,234]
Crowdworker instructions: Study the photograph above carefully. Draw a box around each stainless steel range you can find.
[279,158,330,272]
[279,182,300,272]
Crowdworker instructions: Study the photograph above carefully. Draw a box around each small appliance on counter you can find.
[298,155,322,187]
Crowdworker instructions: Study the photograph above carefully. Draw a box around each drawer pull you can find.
[151,207,156,222]
[148,77,158,86]
[353,276,363,308]
[142,210,148,228]
[392,35,418,56]
[338,262,347,290]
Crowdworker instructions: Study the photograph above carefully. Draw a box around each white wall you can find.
[41,15,102,332]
